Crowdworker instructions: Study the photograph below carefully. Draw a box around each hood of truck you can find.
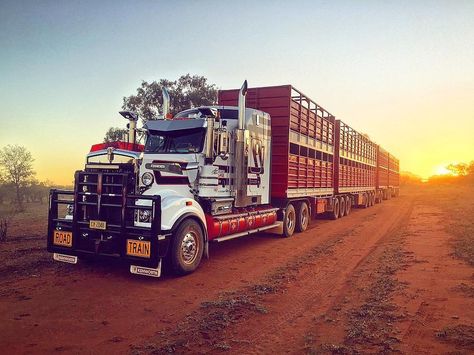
[139,153,200,201]
[86,145,142,165]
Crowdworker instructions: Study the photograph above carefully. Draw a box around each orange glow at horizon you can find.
[434,165,454,176]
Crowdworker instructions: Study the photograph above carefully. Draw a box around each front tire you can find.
[170,219,204,275]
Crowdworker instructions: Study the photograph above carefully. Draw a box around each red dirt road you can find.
[1,186,473,353]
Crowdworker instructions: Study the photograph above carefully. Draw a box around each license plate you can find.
[89,220,106,230]
[53,230,72,247]
[126,239,151,258]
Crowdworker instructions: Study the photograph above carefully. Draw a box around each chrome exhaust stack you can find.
[238,80,248,129]
[162,87,170,118]
[234,80,250,208]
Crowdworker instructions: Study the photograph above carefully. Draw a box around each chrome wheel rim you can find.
[287,210,295,231]
[181,232,198,265]
[301,207,308,227]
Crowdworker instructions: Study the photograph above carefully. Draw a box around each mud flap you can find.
[130,260,162,278]
[204,241,209,259]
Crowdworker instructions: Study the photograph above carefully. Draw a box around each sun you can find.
[434,165,453,176]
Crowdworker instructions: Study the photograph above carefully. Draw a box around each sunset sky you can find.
[1,0,473,184]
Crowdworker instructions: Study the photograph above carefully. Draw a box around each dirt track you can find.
[1,186,473,354]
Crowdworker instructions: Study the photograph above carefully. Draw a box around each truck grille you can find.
[48,167,161,268]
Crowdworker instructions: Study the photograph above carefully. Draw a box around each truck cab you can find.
[48,82,278,277]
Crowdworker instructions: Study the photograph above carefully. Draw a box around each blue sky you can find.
[1,0,473,183]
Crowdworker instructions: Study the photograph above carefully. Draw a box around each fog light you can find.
[66,204,74,216]
[138,209,151,223]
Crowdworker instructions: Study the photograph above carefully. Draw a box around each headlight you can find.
[141,172,154,186]
[138,209,152,223]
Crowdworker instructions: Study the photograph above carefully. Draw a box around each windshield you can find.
[145,128,205,153]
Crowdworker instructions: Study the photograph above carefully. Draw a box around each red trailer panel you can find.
[334,120,377,194]
[377,146,389,188]
[218,85,336,199]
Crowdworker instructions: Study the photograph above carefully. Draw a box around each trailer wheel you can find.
[362,193,369,208]
[282,203,296,237]
[339,197,346,217]
[170,219,204,275]
[295,201,309,233]
[375,191,381,204]
[345,196,352,215]
[329,198,340,220]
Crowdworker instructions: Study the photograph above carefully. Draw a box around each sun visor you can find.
[145,118,206,132]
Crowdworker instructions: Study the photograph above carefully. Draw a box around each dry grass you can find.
[0,202,54,278]
[131,292,268,353]
[343,242,411,353]
[436,324,474,349]
[424,184,474,265]
[452,283,474,298]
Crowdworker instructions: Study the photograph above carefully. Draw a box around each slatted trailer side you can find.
[218,85,336,200]
[388,154,400,197]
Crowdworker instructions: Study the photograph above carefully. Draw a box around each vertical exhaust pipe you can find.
[235,80,249,207]
[128,119,137,144]
[162,87,170,118]
[238,80,248,129]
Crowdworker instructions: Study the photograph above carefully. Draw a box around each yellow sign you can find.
[53,230,72,247]
[127,240,151,258]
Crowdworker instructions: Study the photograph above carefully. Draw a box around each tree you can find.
[122,74,218,123]
[104,127,128,142]
[446,163,469,176]
[0,145,36,210]
[24,179,51,204]
[467,161,474,177]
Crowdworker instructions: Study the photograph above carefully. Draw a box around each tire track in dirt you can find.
[229,196,415,354]
[132,195,414,353]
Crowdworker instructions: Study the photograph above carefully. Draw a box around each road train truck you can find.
[48,81,399,277]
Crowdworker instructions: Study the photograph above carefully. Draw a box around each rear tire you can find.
[329,198,340,220]
[170,219,204,276]
[295,201,309,233]
[375,191,382,204]
[283,203,296,237]
[339,197,346,217]
[345,196,351,215]
[363,193,369,208]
